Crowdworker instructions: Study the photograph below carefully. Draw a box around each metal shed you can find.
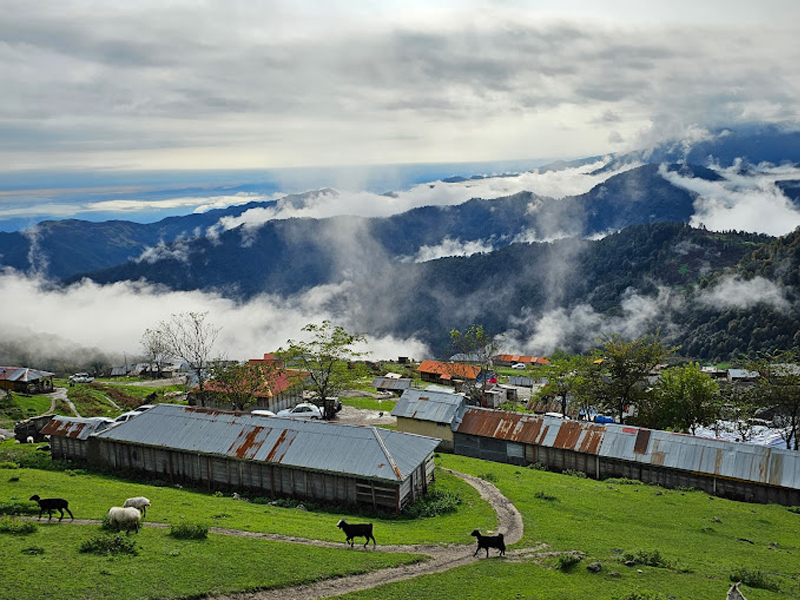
[454,408,800,505]
[41,416,114,459]
[81,404,439,513]
[391,389,467,451]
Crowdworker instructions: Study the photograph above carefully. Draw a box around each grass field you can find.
[2,442,799,599]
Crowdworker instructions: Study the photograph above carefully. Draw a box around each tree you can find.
[156,311,221,391]
[449,324,501,405]
[533,351,592,418]
[277,321,369,419]
[140,327,172,379]
[587,333,674,423]
[748,350,800,450]
[207,360,288,411]
[647,364,720,434]
[719,381,760,442]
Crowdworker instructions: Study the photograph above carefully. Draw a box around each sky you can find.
[3,0,800,366]
[2,0,800,175]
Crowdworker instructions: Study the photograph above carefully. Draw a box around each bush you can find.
[478,472,499,482]
[621,549,669,568]
[787,506,800,515]
[20,546,45,555]
[170,521,208,540]
[403,489,463,518]
[533,491,558,501]
[0,517,37,534]
[730,567,781,592]
[556,553,582,571]
[530,462,546,471]
[0,461,19,469]
[79,533,139,556]
[562,469,587,478]
[0,501,38,516]
[613,593,665,600]
[604,477,642,485]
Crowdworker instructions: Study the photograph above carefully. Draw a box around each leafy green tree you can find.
[748,349,800,450]
[646,364,720,434]
[278,321,369,419]
[534,351,592,418]
[586,334,674,423]
[206,360,287,411]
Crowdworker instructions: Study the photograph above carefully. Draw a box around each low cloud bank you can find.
[0,270,429,367]
[697,275,789,311]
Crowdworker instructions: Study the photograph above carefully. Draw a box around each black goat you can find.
[29,494,74,521]
[471,529,505,557]
[336,519,376,548]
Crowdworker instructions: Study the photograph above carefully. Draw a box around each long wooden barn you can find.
[455,407,800,505]
[42,416,114,459]
[51,404,439,513]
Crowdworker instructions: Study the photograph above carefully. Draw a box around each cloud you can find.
[212,159,632,234]
[0,269,429,364]
[408,237,494,263]
[697,275,789,311]
[2,3,799,171]
[505,286,679,355]
[660,162,800,235]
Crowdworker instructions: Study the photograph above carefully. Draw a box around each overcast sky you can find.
[3,0,800,173]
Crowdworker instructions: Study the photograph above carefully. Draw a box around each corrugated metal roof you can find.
[372,377,413,391]
[418,360,480,380]
[0,366,54,383]
[456,407,800,491]
[42,416,114,440]
[391,389,466,426]
[94,404,439,483]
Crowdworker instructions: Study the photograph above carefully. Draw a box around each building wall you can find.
[396,417,454,452]
[453,433,800,506]
[82,437,425,512]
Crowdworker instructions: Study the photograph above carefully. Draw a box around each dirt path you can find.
[209,469,524,600]
[44,387,79,417]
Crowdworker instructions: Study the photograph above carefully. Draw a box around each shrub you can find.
[530,462,546,471]
[621,549,669,568]
[730,567,781,592]
[604,477,642,485]
[788,506,800,515]
[403,489,463,518]
[478,472,498,482]
[557,553,582,571]
[170,521,208,540]
[0,517,37,534]
[21,546,45,555]
[562,469,587,478]
[79,534,139,556]
[613,593,665,600]
[0,501,38,516]
[0,461,19,469]
[533,491,558,501]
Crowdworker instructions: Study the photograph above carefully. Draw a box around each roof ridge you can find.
[372,427,403,480]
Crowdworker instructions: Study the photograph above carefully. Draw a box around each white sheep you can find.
[26,436,34,444]
[107,506,142,534]
[123,496,151,517]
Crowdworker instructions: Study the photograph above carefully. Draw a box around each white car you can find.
[69,372,95,383]
[276,403,323,420]
[251,409,277,417]
[511,363,527,370]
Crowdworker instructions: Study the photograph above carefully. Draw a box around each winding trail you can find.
[211,469,524,600]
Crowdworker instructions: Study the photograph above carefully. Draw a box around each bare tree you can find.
[449,324,501,405]
[140,327,172,379]
[158,312,221,391]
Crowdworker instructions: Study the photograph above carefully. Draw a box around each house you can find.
[391,389,467,451]
[417,360,480,387]
[493,354,550,367]
[63,404,439,513]
[188,354,306,413]
[727,369,758,383]
[453,407,800,506]
[372,376,413,396]
[0,366,54,394]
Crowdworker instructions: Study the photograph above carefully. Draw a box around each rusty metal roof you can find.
[94,404,439,483]
[0,366,54,383]
[41,416,114,440]
[456,408,800,490]
[418,360,480,380]
[391,389,466,427]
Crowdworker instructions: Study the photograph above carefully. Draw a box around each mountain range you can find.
[3,125,800,360]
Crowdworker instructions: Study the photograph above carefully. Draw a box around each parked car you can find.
[511,363,527,370]
[68,372,94,384]
[114,411,141,424]
[251,409,277,417]
[276,403,323,420]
